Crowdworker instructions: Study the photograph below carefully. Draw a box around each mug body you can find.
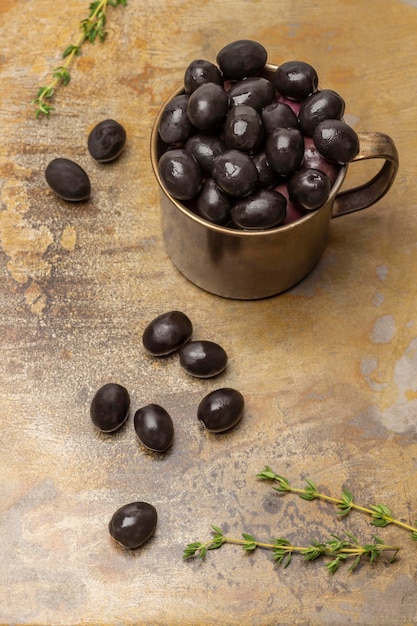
[157,163,346,299]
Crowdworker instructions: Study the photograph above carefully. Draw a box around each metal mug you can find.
[150,64,399,300]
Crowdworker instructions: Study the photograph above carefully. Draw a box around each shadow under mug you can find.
[150,65,399,300]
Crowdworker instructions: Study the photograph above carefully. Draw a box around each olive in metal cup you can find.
[150,64,399,300]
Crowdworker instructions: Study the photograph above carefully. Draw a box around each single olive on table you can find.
[134,403,174,453]
[109,501,157,549]
[179,340,228,378]
[87,118,127,162]
[142,310,193,356]
[45,157,91,202]
[197,388,245,433]
[156,40,360,231]
[90,382,130,433]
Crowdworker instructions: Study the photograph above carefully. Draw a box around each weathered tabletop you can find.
[1,0,417,624]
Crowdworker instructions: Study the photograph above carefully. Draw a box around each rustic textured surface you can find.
[1,1,417,624]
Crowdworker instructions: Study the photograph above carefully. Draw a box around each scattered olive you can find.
[158,94,195,145]
[273,60,318,100]
[90,382,130,433]
[45,157,91,202]
[313,119,360,164]
[134,404,174,452]
[230,189,287,230]
[87,119,126,162]
[158,148,202,200]
[179,340,228,378]
[216,39,267,80]
[197,387,245,433]
[109,501,157,549]
[184,59,223,94]
[142,310,193,356]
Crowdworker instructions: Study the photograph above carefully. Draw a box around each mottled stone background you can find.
[1,0,417,624]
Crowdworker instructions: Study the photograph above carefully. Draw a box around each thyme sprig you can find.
[257,467,417,541]
[183,525,399,574]
[32,0,127,117]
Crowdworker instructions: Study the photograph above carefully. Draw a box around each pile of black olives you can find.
[45,119,126,201]
[157,39,359,230]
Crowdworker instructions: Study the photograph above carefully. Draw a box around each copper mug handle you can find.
[332,131,399,217]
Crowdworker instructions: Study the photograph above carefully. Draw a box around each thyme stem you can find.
[183,525,400,574]
[257,466,417,539]
[32,0,127,117]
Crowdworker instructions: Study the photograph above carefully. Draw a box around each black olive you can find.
[185,134,226,176]
[142,311,193,356]
[223,105,264,155]
[261,101,299,134]
[265,127,305,177]
[298,89,345,137]
[197,388,245,433]
[134,404,174,452]
[186,82,229,130]
[179,340,227,378]
[313,119,360,164]
[158,94,195,145]
[109,501,157,549]
[158,148,202,200]
[195,178,231,225]
[273,60,318,101]
[230,189,287,230]
[288,168,331,211]
[212,149,259,197]
[90,383,130,433]
[184,59,223,93]
[45,158,91,202]
[87,119,127,162]
[229,76,275,111]
[251,152,284,189]
[216,39,267,80]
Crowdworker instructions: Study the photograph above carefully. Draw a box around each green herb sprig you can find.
[32,0,127,117]
[257,467,417,541]
[183,525,399,575]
